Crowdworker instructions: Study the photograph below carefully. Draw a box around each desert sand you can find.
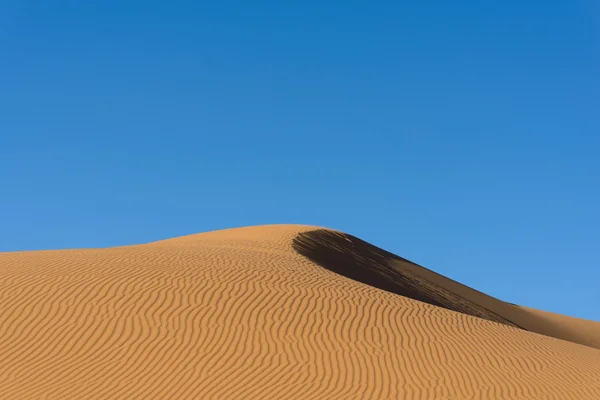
[0,224,599,399]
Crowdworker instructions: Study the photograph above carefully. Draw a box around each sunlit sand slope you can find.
[0,225,599,399]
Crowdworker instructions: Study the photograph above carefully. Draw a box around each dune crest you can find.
[1,224,599,399]
[293,229,600,349]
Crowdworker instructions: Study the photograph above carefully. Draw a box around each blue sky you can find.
[1,1,598,320]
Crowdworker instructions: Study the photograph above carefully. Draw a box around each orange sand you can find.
[1,225,598,399]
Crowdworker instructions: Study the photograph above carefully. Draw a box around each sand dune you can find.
[0,225,598,399]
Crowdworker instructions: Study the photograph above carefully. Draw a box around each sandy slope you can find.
[0,225,598,399]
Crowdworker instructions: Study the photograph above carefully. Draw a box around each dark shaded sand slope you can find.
[0,225,599,399]
[293,229,600,350]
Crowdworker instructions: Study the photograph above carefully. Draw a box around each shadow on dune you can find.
[293,229,600,350]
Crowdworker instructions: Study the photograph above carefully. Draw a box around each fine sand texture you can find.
[1,225,599,399]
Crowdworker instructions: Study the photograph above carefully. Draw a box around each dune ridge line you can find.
[0,224,598,399]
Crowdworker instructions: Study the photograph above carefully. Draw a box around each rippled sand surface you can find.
[1,225,599,399]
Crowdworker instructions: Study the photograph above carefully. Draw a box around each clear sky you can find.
[1,1,598,320]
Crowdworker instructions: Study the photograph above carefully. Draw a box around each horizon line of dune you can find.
[1,224,599,399]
